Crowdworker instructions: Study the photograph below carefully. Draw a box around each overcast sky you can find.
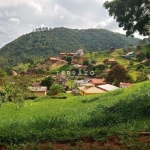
[0,0,147,48]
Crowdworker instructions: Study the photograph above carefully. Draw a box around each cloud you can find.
[0,0,43,13]
[8,18,20,23]
[28,1,42,13]
[60,15,64,19]
[95,18,119,30]
[0,12,3,17]
[0,0,147,47]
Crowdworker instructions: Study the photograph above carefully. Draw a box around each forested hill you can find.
[0,27,139,67]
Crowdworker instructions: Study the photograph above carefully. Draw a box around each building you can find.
[107,58,116,64]
[73,64,87,70]
[78,83,105,96]
[59,53,66,58]
[97,84,119,91]
[55,75,67,87]
[74,49,84,57]
[89,78,106,87]
[122,52,135,59]
[28,86,47,97]
[74,78,91,86]
[67,53,75,57]
[120,82,133,88]
[46,57,60,63]
[12,71,18,76]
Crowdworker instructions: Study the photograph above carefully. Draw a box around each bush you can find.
[48,84,65,96]
[50,96,67,99]
[136,64,144,71]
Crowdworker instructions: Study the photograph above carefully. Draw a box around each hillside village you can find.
[8,44,150,98]
[0,0,150,148]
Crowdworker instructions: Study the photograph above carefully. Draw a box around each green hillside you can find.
[0,27,139,67]
[0,81,150,147]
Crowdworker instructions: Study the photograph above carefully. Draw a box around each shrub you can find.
[48,84,65,96]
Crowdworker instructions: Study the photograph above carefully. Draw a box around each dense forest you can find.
[0,27,139,68]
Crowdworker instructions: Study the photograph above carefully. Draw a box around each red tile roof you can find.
[120,82,132,87]
[108,58,116,62]
[49,57,60,61]
[90,78,106,84]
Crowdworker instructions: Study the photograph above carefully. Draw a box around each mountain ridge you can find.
[0,27,139,67]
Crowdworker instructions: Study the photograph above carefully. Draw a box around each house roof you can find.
[90,78,106,84]
[78,86,105,94]
[60,53,66,55]
[67,53,75,55]
[126,52,135,55]
[73,64,87,69]
[108,58,116,62]
[97,84,119,91]
[56,75,67,80]
[83,83,95,87]
[120,82,132,87]
[29,86,47,92]
[49,57,60,61]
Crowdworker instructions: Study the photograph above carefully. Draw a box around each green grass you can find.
[51,64,72,74]
[13,63,30,71]
[128,70,141,81]
[1,81,150,144]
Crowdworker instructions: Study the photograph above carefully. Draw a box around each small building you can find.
[72,59,78,64]
[12,71,18,76]
[78,83,105,96]
[74,49,84,57]
[73,64,87,70]
[28,86,47,97]
[67,53,75,57]
[107,58,116,64]
[122,52,135,59]
[89,78,106,87]
[75,78,91,86]
[60,53,66,58]
[97,84,119,91]
[120,82,133,88]
[45,57,61,63]
[55,75,67,87]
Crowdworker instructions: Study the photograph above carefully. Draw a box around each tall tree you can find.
[103,0,150,36]
[105,64,131,86]
[40,76,55,90]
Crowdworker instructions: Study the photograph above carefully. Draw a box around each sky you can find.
[0,0,147,48]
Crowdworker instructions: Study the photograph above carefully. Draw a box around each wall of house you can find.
[33,91,46,97]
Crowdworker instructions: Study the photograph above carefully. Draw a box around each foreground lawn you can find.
[0,81,150,145]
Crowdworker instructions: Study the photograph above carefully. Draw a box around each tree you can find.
[136,53,145,62]
[110,62,119,69]
[0,69,6,79]
[103,0,150,36]
[66,57,72,65]
[146,52,150,59]
[48,84,65,96]
[129,60,134,66]
[83,60,90,66]
[136,64,144,71]
[105,64,130,86]
[0,69,6,86]
[136,73,149,82]
[0,87,6,104]
[91,59,97,64]
[40,76,55,90]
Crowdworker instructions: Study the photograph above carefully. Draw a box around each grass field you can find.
[1,81,150,145]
